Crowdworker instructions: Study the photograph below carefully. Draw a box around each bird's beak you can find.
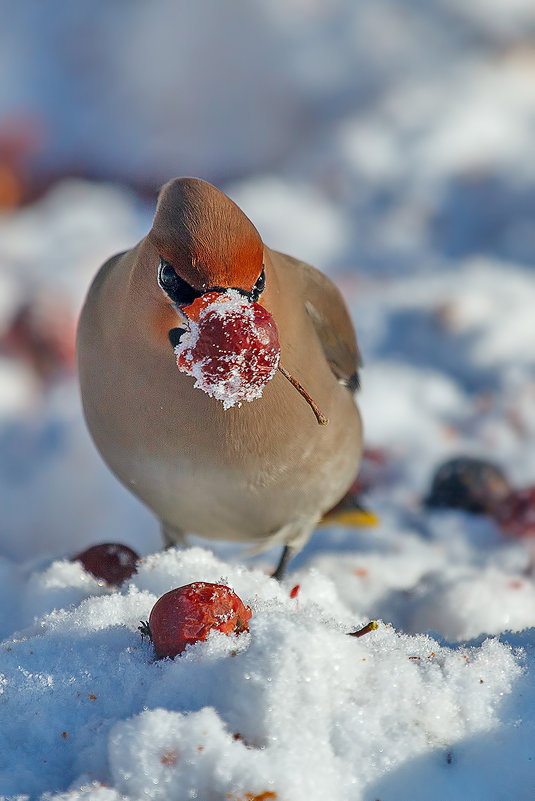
[166,306,190,348]
[178,291,223,324]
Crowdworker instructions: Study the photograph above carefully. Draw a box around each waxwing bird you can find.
[77,177,363,578]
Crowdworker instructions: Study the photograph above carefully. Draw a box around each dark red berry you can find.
[146,582,252,659]
[73,543,139,585]
[175,291,280,407]
[492,486,535,538]
[424,456,511,514]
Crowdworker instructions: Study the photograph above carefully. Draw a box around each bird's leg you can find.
[271,544,295,581]
[161,521,188,549]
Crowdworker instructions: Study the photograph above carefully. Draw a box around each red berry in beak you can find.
[175,290,280,408]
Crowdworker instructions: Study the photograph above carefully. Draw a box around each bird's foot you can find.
[271,544,295,581]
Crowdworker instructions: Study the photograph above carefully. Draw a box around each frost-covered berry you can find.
[175,290,280,409]
[142,582,252,659]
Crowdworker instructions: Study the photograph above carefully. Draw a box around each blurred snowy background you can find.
[2,3,535,799]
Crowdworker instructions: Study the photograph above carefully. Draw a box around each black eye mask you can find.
[158,260,266,306]
[157,259,203,307]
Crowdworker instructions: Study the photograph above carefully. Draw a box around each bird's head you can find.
[148,177,265,303]
[147,178,279,409]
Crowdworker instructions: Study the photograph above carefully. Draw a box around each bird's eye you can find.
[159,261,177,288]
[250,265,265,301]
[158,258,203,307]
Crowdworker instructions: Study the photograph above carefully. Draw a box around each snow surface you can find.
[2,1,535,799]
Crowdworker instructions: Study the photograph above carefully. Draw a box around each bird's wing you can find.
[282,253,361,392]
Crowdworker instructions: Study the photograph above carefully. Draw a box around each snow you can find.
[2,1,535,799]
[0,548,526,800]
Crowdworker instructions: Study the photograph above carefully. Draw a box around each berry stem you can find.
[277,365,329,426]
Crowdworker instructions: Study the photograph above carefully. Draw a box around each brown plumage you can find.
[77,177,363,576]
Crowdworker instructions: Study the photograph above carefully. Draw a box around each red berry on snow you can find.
[492,486,535,538]
[145,582,252,659]
[175,290,280,408]
[73,543,139,585]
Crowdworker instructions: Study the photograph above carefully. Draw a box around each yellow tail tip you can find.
[320,508,380,528]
